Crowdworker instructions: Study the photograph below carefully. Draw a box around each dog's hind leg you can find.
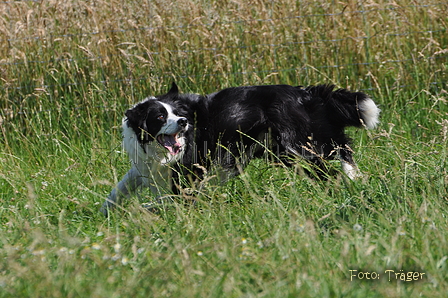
[100,166,144,217]
[338,145,362,180]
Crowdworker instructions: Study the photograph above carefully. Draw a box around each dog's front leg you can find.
[100,166,144,216]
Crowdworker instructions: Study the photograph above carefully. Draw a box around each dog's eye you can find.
[157,115,165,121]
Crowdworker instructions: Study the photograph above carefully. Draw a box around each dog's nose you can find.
[178,117,188,128]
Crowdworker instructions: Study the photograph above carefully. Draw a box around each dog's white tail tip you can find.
[359,98,380,129]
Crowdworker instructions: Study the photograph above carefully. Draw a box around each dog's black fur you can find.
[101,83,379,215]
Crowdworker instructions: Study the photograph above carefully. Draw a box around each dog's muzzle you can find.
[157,117,188,155]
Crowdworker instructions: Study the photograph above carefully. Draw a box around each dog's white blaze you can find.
[359,98,380,129]
[157,102,188,164]
[159,102,186,135]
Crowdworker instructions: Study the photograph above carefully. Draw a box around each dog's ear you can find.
[125,102,148,126]
[168,82,179,95]
[125,103,151,143]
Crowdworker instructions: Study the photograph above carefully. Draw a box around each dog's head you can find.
[124,83,190,163]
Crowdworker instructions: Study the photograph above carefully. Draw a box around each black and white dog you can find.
[100,83,379,216]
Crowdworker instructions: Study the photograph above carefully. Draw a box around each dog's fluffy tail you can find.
[306,85,380,129]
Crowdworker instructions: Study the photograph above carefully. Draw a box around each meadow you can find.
[0,0,447,297]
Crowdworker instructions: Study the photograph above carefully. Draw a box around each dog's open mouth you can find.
[157,133,182,155]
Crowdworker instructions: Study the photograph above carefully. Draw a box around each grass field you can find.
[1,0,447,297]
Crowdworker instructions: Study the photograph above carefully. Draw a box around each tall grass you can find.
[0,0,447,297]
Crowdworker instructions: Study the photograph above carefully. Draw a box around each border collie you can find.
[100,83,379,216]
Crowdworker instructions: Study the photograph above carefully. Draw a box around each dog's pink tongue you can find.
[160,135,181,155]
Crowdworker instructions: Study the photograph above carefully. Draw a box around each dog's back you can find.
[194,84,379,162]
